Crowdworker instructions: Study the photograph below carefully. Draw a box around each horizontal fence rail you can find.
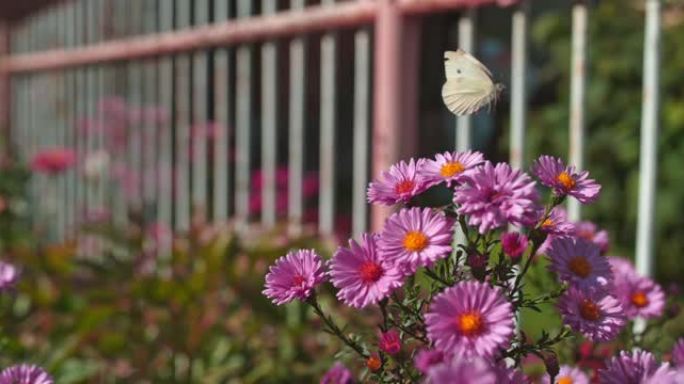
[0,0,661,286]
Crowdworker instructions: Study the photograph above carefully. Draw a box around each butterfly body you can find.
[442,49,503,116]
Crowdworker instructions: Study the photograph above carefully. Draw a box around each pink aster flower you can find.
[547,237,613,289]
[501,232,528,261]
[263,249,326,305]
[599,350,671,384]
[378,207,453,274]
[643,366,677,384]
[425,281,515,358]
[607,256,638,283]
[538,207,575,236]
[367,158,428,205]
[30,147,77,175]
[0,261,20,292]
[673,338,684,367]
[378,329,401,355]
[425,357,496,384]
[614,274,665,319]
[414,349,446,374]
[542,365,589,384]
[575,221,610,254]
[454,161,540,234]
[329,234,404,308]
[420,150,484,188]
[0,364,53,384]
[320,362,354,384]
[531,155,601,204]
[557,287,625,342]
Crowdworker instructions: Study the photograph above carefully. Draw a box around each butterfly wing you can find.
[442,50,497,116]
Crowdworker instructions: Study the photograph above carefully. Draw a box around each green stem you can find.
[510,238,543,304]
[308,297,368,358]
[379,299,390,331]
[390,318,428,344]
[424,267,450,287]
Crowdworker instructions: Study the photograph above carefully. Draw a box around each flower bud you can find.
[366,354,382,372]
[501,232,528,262]
[543,352,560,380]
[378,329,401,355]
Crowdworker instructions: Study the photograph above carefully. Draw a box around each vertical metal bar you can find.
[174,0,192,231]
[235,0,253,229]
[158,0,174,228]
[65,3,76,235]
[509,1,528,170]
[288,0,306,236]
[192,0,210,216]
[127,0,143,212]
[261,0,278,228]
[75,0,86,227]
[352,27,370,238]
[213,0,231,222]
[568,1,588,221]
[456,9,476,152]
[319,0,337,236]
[371,0,401,231]
[85,0,98,218]
[143,0,158,217]
[52,7,65,241]
[55,4,66,240]
[636,0,661,279]
[110,0,128,228]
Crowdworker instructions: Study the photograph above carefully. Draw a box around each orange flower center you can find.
[568,256,592,278]
[394,180,415,194]
[456,311,484,337]
[579,299,601,321]
[359,261,383,283]
[440,161,465,178]
[403,231,429,252]
[542,218,554,229]
[366,355,382,371]
[557,376,574,384]
[557,171,576,190]
[631,291,649,308]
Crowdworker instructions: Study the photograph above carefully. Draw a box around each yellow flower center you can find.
[403,231,428,252]
[542,218,554,229]
[440,161,465,178]
[456,311,484,337]
[631,291,649,308]
[557,376,574,384]
[557,171,576,190]
[568,256,592,278]
[579,299,601,321]
[394,180,415,194]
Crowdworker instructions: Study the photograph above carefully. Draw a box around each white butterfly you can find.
[442,49,504,116]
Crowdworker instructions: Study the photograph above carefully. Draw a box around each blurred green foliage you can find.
[526,0,684,283]
[0,158,31,251]
[0,217,347,383]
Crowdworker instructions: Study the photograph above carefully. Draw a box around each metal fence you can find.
[0,0,661,279]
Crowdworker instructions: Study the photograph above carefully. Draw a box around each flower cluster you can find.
[263,153,679,383]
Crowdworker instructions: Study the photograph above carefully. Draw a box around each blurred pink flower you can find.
[30,147,77,175]
[83,207,111,225]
